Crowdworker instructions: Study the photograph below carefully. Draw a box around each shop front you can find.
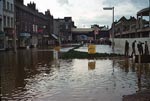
[19,33,31,48]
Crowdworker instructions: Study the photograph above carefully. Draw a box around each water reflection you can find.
[0,50,53,100]
[0,50,150,101]
[116,59,150,92]
[88,60,96,70]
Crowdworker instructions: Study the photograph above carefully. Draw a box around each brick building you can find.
[110,7,150,38]
[15,0,53,48]
[114,16,137,38]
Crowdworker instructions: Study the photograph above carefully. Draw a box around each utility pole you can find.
[103,7,115,53]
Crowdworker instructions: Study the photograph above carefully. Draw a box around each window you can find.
[11,4,13,12]
[7,16,10,27]
[0,21,2,31]
[3,16,6,27]
[3,0,6,9]
[11,17,13,27]
[7,2,9,10]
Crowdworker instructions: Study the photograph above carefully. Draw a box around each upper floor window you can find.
[11,4,13,12]
[7,16,10,27]
[3,0,6,9]
[11,17,13,27]
[3,16,6,27]
[7,1,9,10]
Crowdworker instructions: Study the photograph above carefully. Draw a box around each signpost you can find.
[103,7,115,53]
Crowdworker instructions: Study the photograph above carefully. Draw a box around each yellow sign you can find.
[88,45,96,54]
[54,46,61,52]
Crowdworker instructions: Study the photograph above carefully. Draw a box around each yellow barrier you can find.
[88,45,96,54]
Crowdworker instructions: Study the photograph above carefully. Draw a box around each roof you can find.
[101,27,109,31]
[71,27,109,33]
[137,7,150,16]
[71,28,93,33]
[15,2,48,20]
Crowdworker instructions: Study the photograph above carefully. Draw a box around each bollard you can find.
[53,46,60,60]
[53,50,58,60]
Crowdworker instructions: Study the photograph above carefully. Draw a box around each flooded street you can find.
[0,47,150,101]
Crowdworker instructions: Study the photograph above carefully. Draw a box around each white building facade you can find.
[3,0,14,29]
[3,0,15,50]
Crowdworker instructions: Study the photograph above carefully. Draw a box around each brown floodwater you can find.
[0,49,150,101]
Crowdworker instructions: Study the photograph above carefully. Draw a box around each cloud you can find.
[24,0,148,28]
[57,0,69,6]
[101,0,148,26]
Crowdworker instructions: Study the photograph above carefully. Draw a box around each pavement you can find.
[123,90,150,101]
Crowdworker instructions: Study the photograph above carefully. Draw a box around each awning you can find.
[51,34,58,40]
[80,35,88,40]
[20,33,31,37]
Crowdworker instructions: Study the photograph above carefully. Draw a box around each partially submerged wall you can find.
[113,38,150,55]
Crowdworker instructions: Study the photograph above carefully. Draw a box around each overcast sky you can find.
[24,0,149,28]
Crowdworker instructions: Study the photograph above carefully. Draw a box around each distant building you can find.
[71,28,93,41]
[114,16,137,38]
[91,24,109,39]
[136,7,150,37]
[71,25,109,41]
[53,17,75,41]
[110,7,150,38]
[15,0,54,48]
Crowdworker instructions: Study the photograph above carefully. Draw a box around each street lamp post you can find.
[103,7,114,52]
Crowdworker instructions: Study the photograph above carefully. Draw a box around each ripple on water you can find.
[1,54,150,101]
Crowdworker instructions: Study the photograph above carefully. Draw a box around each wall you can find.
[113,38,150,55]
